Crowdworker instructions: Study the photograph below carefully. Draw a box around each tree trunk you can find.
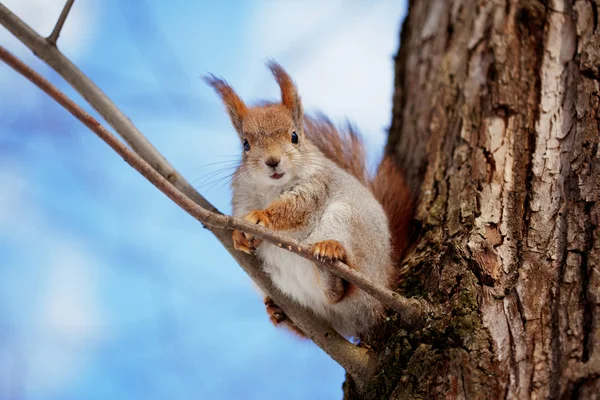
[345,0,600,398]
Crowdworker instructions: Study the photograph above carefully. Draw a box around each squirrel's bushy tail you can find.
[304,115,413,263]
[304,115,369,185]
[371,155,413,263]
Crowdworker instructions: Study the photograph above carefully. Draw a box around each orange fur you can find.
[204,75,248,132]
[264,297,307,338]
[304,116,368,185]
[232,230,253,254]
[244,210,272,228]
[267,61,301,122]
[372,156,414,263]
[312,239,348,263]
[312,240,349,304]
[264,195,318,231]
[232,210,272,254]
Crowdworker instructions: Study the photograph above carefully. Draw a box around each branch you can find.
[0,2,438,324]
[0,1,379,375]
[0,44,378,385]
[0,41,434,326]
[47,0,75,46]
[0,1,437,381]
[0,3,219,216]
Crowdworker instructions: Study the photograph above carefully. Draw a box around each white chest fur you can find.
[257,243,328,316]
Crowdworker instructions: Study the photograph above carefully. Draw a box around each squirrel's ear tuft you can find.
[204,74,247,133]
[267,60,303,123]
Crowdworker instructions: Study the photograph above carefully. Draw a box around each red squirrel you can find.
[205,61,412,337]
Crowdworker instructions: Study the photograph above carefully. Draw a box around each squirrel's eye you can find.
[243,139,250,151]
[291,131,299,144]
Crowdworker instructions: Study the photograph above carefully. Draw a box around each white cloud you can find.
[244,0,346,54]
[0,165,106,396]
[0,167,32,234]
[25,241,105,395]
[40,244,104,343]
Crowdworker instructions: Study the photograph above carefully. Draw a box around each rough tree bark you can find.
[345,0,600,398]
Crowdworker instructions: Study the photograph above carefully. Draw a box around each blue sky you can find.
[0,1,406,398]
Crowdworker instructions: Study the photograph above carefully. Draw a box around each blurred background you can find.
[0,1,406,399]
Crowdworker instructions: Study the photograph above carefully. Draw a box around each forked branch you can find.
[0,2,437,325]
[47,0,75,46]
[0,2,437,385]
[0,44,379,384]
[0,41,434,327]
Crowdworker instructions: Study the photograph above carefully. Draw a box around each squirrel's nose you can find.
[265,158,280,168]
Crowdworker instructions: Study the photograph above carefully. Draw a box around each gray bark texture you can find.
[344,0,600,398]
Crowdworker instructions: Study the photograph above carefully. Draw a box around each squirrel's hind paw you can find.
[264,297,307,338]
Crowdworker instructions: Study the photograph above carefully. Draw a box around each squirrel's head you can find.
[204,61,306,187]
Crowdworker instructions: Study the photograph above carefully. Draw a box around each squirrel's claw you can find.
[233,229,256,254]
[244,210,271,229]
[264,297,306,337]
[311,240,348,264]
[265,297,287,324]
[233,210,271,253]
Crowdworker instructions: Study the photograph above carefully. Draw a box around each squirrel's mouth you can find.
[270,172,285,180]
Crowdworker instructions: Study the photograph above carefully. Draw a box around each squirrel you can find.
[204,61,413,338]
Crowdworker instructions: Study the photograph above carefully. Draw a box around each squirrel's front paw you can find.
[233,210,272,254]
[232,229,256,254]
[244,210,272,228]
[312,240,347,263]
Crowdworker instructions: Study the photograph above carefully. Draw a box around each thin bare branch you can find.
[0,4,219,213]
[0,2,437,324]
[0,4,438,386]
[0,4,254,308]
[0,42,434,327]
[0,44,379,384]
[47,0,75,46]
